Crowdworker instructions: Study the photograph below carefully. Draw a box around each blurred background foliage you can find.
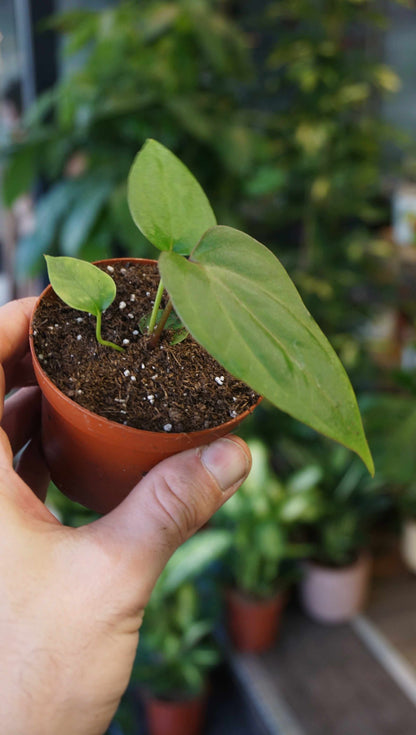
[3,0,412,373]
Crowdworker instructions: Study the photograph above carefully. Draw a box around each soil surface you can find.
[32,261,259,433]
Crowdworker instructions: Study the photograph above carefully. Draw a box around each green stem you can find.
[148,278,165,335]
[95,311,124,352]
[149,299,173,349]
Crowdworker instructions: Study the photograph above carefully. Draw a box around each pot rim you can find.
[30,257,262,438]
[303,550,371,574]
[226,586,286,605]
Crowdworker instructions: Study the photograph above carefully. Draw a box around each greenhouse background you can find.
[2,1,416,734]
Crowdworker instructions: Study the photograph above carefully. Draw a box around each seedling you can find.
[44,255,124,352]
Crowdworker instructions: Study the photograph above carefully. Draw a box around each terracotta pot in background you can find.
[29,258,260,514]
[400,519,416,573]
[144,692,207,735]
[300,554,371,624]
[226,588,286,653]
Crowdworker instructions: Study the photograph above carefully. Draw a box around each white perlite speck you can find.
[119,301,127,310]
[214,376,225,385]
[141,363,145,369]
[130,375,136,381]
[133,330,139,336]
[128,313,134,319]
[163,423,172,432]
[146,291,151,297]
[120,267,127,274]
[76,317,83,323]
[147,394,155,404]
[77,335,82,341]
[123,369,130,377]
[230,410,238,418]
[123,339,130,345]
[106,265,114,273]
[130,294,136,301]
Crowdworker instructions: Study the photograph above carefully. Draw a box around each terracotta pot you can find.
[29,258,260,514]
[144,692,207,735]
[300,553,371,624]
[226,588,286,653]
[400,519,416,573]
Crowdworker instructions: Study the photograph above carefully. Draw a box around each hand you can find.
[0,298,251,735]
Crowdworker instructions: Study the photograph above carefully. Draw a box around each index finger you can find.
[0,298,37,365]
[0,298,37,403]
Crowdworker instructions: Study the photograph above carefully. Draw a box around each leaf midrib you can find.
[196,264,343,415]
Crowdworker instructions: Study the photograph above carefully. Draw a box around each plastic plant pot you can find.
[29,258,260,514]
[144,692,207,735]
[225,588,286,653]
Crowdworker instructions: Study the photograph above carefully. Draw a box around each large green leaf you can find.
[2,145,37,206]
[159,225,374,474]
[16,180,80,277]
[158,530,231,597]
[45,255,116,316]
[61,179,112,256]
[127,139,216,254]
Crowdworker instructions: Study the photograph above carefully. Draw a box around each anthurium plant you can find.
[45,139,373,474]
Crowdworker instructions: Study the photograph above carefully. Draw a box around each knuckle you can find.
[148,472,199,543]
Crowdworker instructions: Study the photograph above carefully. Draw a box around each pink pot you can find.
[300,554,371,624]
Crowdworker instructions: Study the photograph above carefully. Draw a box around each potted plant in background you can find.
[213,440,319,652]
[29,139,373,513]
[131,529,230,735]
[299,444,388,623]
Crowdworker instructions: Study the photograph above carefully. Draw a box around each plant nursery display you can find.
[30,139,373,512]
[214,440,317,651]
[131,530,230,735]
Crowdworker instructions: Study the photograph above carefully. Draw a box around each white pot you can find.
[300,554,371,624]
[401,519,416,573]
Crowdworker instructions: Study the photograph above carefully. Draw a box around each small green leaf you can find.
[139,307,189,343]
[170,327,189,345]
[159,226,374,474]
[44,255,116,317]
[127,139,216,254]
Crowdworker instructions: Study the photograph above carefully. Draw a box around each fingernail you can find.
[200,438,250,492]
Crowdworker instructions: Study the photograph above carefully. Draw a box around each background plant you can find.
[213,440,318,598]
[2,0,263,278]
[239,0,409,378]
[131,530,229,699]
[291,442,389,567]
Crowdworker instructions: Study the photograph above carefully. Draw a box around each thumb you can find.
[90,435,251,602]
